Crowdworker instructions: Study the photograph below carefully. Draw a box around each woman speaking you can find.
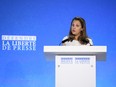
[62,17,93,46]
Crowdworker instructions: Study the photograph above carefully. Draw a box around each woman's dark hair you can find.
[68,17,89,44]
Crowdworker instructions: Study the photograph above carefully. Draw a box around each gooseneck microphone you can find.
[62,38,69,43]
[59,38,69,46]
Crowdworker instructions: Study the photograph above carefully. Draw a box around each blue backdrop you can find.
[0,0,116,87]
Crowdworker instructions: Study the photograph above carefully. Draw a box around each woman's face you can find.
[71,20,82,36]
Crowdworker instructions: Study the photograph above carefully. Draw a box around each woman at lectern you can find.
[62,17,93,46]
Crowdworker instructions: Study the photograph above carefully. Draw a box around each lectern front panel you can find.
[55,55,96,87]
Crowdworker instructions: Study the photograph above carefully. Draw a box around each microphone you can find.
[62,38,69,43]
[59,38,69,46]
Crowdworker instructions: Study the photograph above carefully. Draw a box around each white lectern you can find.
[44,46,107,87]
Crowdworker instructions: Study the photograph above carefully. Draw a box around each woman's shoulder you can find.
[87,38,93,46]
[62,36,69,40]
